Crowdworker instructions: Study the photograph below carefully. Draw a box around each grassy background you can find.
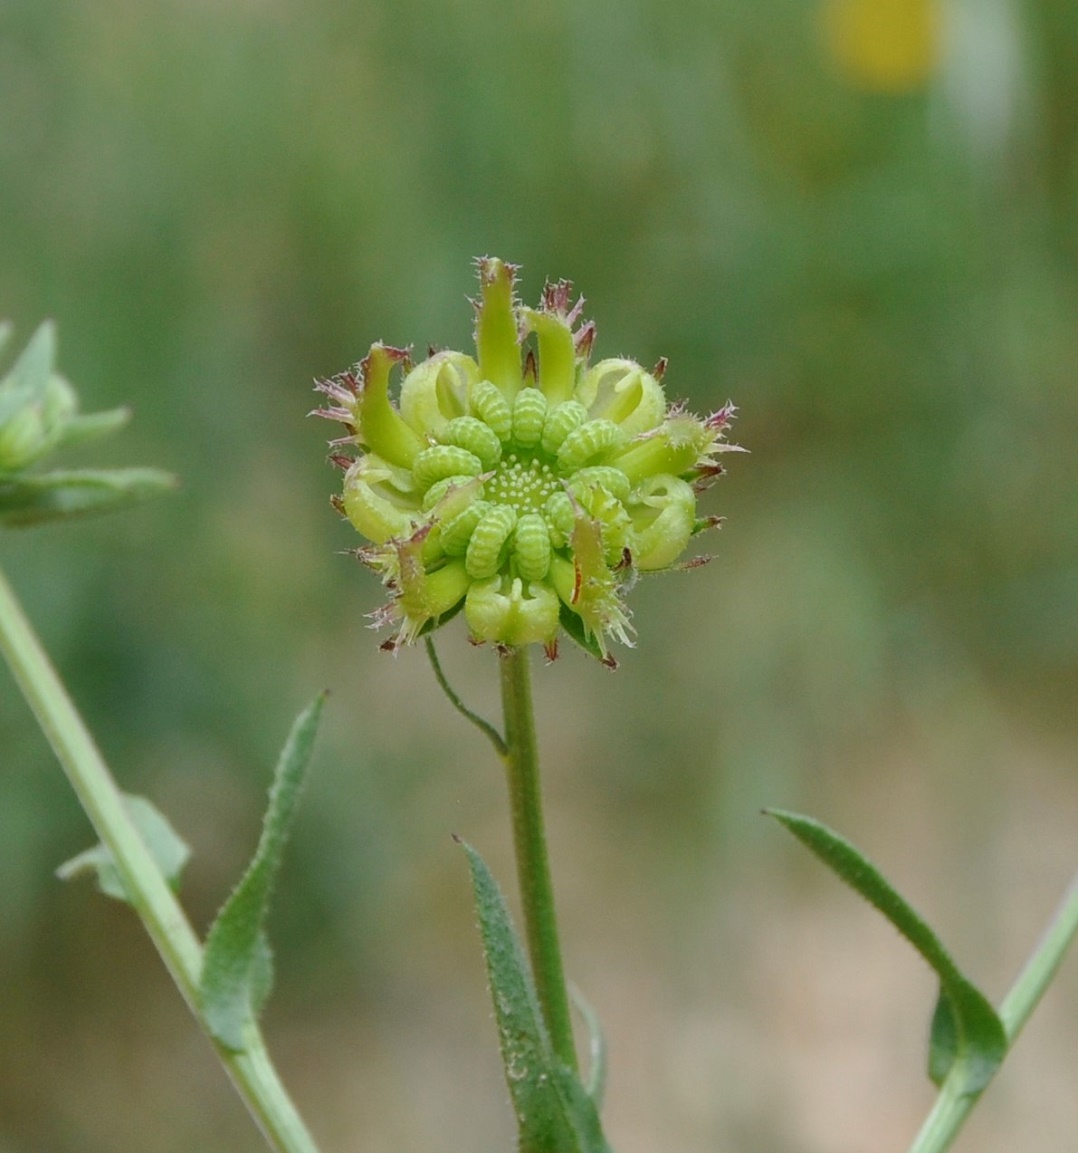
[1,1,1075,1150]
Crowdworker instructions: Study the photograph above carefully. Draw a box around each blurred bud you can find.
[0,321,176,527]
[0,322,76,472]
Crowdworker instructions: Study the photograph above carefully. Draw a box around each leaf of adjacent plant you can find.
[55,406,132,448]
[766,809,1007,1094]
[57,793,190,900]
[0,320,12,355]
[571,984,608,1108]
[200,694,326,1052]
[0,467,177,526]
[459,839,613,1153]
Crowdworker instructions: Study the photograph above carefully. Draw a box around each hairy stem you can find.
[0,564,320,1153]
[498,644,577,1071]
[906,872,1078,1153]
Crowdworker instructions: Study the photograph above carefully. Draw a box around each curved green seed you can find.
[442,498,492,556]
[576,358,666,436]
[398,351,477,436]
[513,512,552,581]
[512,387,548,449]
[465,504,518,579]
[568,465,631,502]
[540,400,587,456]
[412,445,483,491]
[556,418,626,472]
[439,416,502,470]
[629,474,697,571]
[470,379,513,441]
[544,490,575,547]
[421,474,479,512]
[342,469,417,544]
[465,575,560,647]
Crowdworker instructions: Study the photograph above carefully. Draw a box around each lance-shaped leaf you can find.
[54,406,132,449]
[200,694,326,1052]
[57,793,190,901]
[459,840,614,1153]
[766,809,1007,1094]
[0,468,177,527]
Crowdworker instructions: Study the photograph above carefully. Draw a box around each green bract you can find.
[315,258,740,662]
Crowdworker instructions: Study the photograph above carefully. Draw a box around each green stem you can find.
[905,1073,973,1153]
[998,875,1078,1042]
[425,637,507,758]
[498,644,577,1071]
[906,873,1078,1153]
[0,564,320,1153]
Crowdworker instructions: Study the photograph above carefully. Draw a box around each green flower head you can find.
[315,258,741,664]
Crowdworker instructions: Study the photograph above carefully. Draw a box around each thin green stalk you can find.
[998,875,1078,1042]
[0,563,320,1153]
[906,873,1078,1153]
[498,644,577,1071]
[905,1073,974,1153]
[425,636,507,758]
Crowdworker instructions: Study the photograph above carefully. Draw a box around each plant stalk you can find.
[0,563,321,1153]
[498,644,577,1071]
[906,873,1078,1153]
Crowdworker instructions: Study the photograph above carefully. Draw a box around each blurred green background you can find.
[1,0,1075,1150]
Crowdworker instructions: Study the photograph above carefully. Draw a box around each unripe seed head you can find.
[316,259,740,656]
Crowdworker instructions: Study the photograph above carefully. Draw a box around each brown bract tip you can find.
[314,375,355,403]
[692,464,726,493]
[706,401,737,431]
[475,256,521,286]
[309,405,351,423]
[358,343,410,381]
[540,279,586,326]
[574,321,596,361]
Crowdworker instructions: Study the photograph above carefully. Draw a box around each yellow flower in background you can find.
[823,0,941,91]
